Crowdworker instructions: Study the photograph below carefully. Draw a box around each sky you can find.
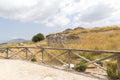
[0,0,120,41]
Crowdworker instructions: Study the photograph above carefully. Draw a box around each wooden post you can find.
[67,50,71,69]
[6,48,9,59]
[25,48,28,60]
[116,53,120,74]
[41,48,44,63]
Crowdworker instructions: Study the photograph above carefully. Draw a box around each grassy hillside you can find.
[63,25,120,50]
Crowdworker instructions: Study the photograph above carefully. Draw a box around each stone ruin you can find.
[46,33,65,47]
[46,33,80,47]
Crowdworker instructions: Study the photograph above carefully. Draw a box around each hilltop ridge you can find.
[47,25,120,37]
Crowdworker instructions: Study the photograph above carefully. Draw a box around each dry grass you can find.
[64,26,120,50]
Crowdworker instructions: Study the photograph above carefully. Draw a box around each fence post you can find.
[116,53,120,74]
[67,50,71,69]
[41,48,44,63]
[6,48,9,59]
[25,48,28,60]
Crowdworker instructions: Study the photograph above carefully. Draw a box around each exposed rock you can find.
[64,28,73,32]
[62,28,73,34]
[74,27,85,30]
[46,33,66,47]
[46,34,55,38]
[66,35,80,40]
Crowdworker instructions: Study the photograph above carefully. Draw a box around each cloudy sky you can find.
[0,0,120,41]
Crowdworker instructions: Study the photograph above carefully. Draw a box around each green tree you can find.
[32,33,45,42]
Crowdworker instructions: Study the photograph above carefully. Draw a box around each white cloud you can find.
[80,3,114,22]
[0,0,120,27]
[0,0,62,23]
[72,0,120,27]
[46,14,70,27]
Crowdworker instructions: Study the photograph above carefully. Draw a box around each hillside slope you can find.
[49,25,120,50]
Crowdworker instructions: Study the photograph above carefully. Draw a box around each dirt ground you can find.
[0,59,108,80]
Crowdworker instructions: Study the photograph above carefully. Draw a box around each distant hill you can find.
[6,39,28,43]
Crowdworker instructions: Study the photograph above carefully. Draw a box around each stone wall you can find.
[46,34,80,47]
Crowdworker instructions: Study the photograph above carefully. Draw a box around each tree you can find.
[32,33,45,42]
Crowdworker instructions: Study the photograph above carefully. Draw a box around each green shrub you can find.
[75,60,87,72]
[31,57,37,62]
[106,61,119,79]
[32,33,45,42]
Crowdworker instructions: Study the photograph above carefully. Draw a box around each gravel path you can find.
[0,59,107,80]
